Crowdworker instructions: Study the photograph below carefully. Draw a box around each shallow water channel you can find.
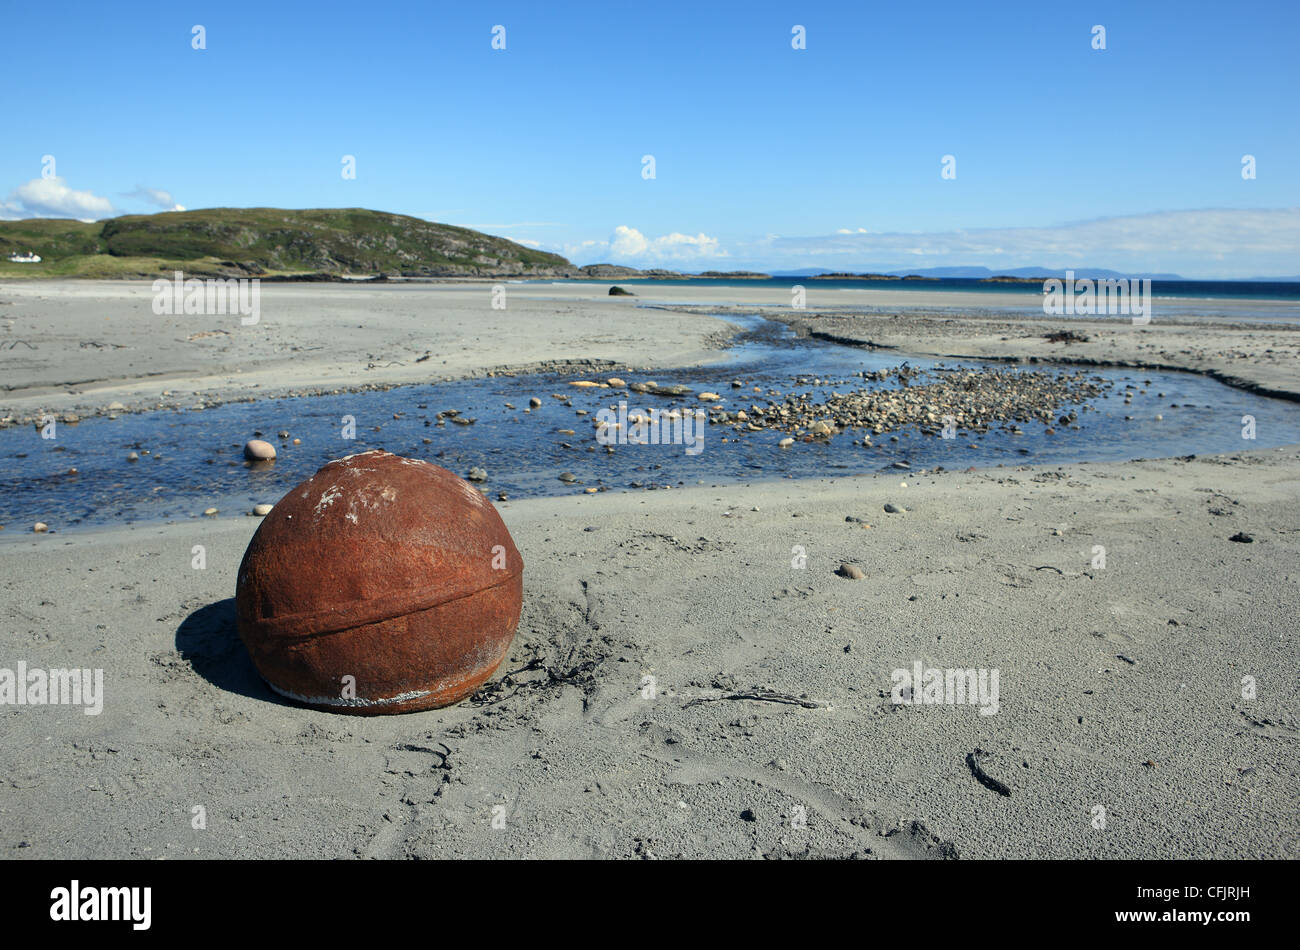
[3,315,1297,534]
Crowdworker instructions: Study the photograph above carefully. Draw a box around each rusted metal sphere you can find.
[235,450,523,714]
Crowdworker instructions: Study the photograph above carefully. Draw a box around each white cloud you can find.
[124,186,185,212]
[2,177,114,219]
[609,225,648,257]
[568,225,726,266]
[747,209,1300,278]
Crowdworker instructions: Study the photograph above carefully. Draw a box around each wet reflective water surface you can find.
[3,315,1298,534]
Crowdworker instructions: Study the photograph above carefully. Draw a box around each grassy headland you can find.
[0,207,575,279]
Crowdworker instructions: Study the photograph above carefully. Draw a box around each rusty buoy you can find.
[235,450,523,714]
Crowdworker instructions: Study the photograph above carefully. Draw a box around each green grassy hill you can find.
[0,208,577,279]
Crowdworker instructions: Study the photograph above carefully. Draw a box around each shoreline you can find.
[2,281,1298,428]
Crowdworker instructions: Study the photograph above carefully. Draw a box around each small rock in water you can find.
[244,439,277,461]
[892,461,910,470]
[203,507,218,517]
[292,438,301,445]
[278,430,290,439]
[606,377,626,388]
[466,467,488,482]
[33,522,48,533]
[529,397,542,408]
[778,437,795,448]
[698,392,722,402]
[252,504,274,516]
[127,451,139,462]
[836,563,865,580]
[558,472,578,483]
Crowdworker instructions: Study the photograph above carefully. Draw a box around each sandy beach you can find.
[5,280,1299,426]
[1,281,1297,859]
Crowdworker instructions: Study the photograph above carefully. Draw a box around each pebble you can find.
[466,467,488,482]
[252,504,274,516]
[836,563,865,580]
[606,378,626,388]
[778,437,794,448]
[698,392,722,401]
[558,472,577,483]
[127,451,139,462]
[203,507,218,517]
[33,522,48,533]
[278,430,290,439]
[892,461,910,470]
[292,438,301,445]
[243,439,277,461]
[884,503,906,514]
[529,397,543,408]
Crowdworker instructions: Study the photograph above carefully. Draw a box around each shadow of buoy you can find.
[175,597,292,707]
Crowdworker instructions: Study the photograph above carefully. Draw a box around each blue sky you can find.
[3,0,1298,277]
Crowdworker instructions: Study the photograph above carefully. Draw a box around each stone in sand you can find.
[244,439,277,461]
[836,563,865,580]
[33,522,48,533]
[884,503,906,514]
[252,504,274,516]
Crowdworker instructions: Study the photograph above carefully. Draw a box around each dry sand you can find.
[1,280,1297,859]
[0,281,737,424]
[2,450,1296,859]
